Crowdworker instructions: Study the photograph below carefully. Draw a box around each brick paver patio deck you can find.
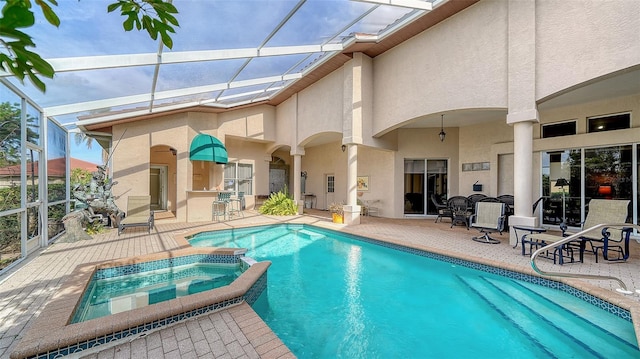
[2,210,640,358]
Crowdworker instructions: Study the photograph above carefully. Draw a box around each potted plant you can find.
[329,202,344,223]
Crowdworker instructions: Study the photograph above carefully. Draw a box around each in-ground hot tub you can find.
[11,248,270,359]
[72,259,244,323]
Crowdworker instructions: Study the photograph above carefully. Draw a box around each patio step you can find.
[456,275,639,357]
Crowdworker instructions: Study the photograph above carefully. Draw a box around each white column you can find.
[505,0,539,245]
[292,153,304,214]
[513,121,533,217]
[344,143,361,225]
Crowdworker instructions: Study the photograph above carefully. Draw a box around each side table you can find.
[512,225,547,252]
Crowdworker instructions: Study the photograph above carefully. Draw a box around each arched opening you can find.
[150,145,177,213]
[269,156,289,194]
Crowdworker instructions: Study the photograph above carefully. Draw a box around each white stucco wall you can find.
[275,95,296,151]
[536,0,640,100]
[459,119,513,197]
[217,105,276,141]
[297,69,345,142]
[113,118,173,210]
[354,146,395,217]
[300,141,348,210]
[372,0,509,135]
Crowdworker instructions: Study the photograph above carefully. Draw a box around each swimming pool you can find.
[189,224,640,358]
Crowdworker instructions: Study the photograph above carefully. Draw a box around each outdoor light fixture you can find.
[439,114,446,142]
[341,144,346,152]
[554,178,569,187]
[555,178,569,226]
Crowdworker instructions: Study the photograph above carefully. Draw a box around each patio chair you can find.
[447,196,471,229]
[524,199,632,264]
[431,194,451,223]
[469,201,505,244]
[577,199,632,263]
[117,195,154,235]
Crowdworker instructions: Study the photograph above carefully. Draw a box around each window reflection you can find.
[26,149,40,203]
[585,146,632,221]
[0,100,23,211]
[0,213,21,270]
[47,120,67,202]
[47,203,66,240]
[26,103,41,146]
[27,206,40,240]
[542,145,634,227]
[541,150,581,226]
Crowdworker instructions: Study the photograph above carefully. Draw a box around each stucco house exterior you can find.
[76,0,639,242]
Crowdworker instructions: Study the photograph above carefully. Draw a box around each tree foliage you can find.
[0,101,38,167]
[0,0,179,91]
[71,167,92,188]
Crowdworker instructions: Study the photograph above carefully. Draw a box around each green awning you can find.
[189,134,228,164]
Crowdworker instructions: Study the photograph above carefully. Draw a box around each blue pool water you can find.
[189,224,640,358]
[73,262,241,322]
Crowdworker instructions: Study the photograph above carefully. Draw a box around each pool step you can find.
[297,229,325,240]
[456,275,640,357]
[493,279,638,350]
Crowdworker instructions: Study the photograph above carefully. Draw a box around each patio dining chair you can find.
[447,196,471,229]
[467,194,487,214]
[431,194,451,223]
[117,195,154,235]
[496,195,514,228]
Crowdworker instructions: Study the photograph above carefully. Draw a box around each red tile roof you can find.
[0,158,100,177]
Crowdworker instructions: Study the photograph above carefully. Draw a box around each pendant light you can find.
[439,114,446,142]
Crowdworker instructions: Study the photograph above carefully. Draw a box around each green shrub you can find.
[259,189,298,216]
[85,220,105,235]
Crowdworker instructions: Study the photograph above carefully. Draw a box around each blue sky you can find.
[10,1,418,165]
[70,139,103,165]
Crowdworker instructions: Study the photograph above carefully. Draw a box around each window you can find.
[588,113,630,133]
[223,162,253,195]
[542,121,576,138]
[327,175,335,193]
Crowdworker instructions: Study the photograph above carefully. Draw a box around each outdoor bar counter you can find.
[186,190,255,222]
[186,190,222,222]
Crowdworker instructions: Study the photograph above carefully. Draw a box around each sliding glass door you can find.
[541,145,635,227]
[404,159,447,216]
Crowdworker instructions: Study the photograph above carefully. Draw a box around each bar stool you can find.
[212,192,232,221]
[229,191,245,218]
